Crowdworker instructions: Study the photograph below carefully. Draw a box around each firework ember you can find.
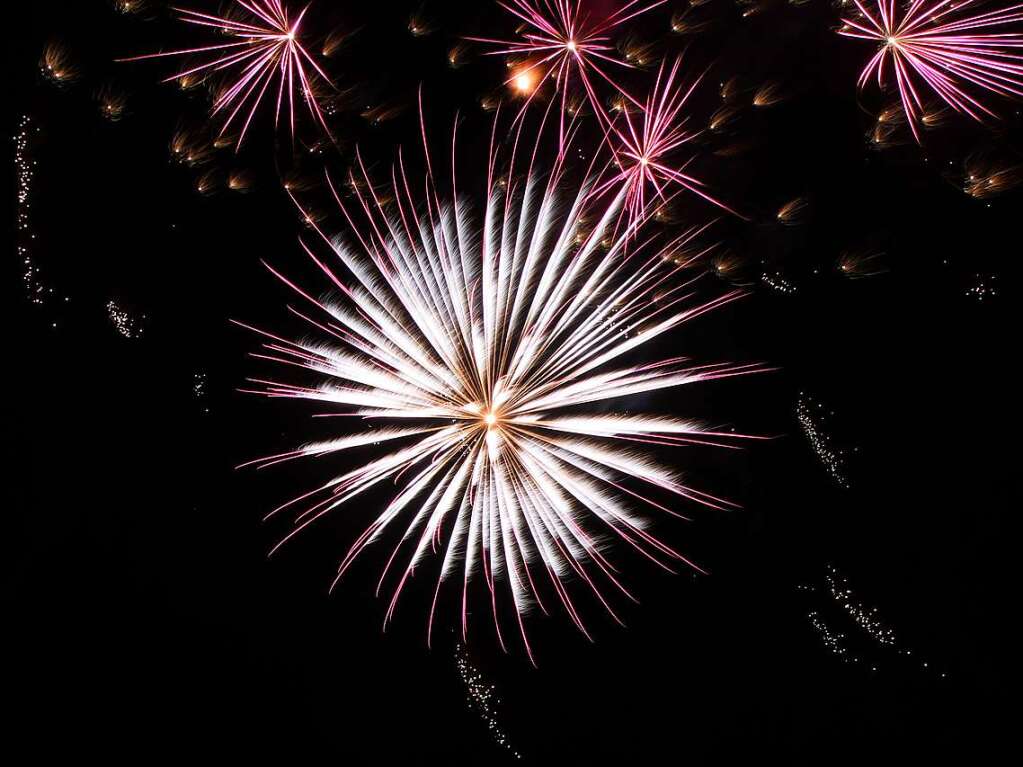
[238,112,763,662]
[839,0,1023,141]
[119,0,334,149]
[41,41,78,85]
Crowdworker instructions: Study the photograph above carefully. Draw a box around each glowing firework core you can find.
[513,69,538,94]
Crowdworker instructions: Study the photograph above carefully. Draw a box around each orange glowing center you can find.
[513,70,537,93]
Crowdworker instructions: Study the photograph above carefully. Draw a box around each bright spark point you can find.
[512,69,538,94]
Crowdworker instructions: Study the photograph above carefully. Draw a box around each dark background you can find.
[5,0,1015,762]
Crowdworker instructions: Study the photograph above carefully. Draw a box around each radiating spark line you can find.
[239,110,764,662]
[838,0,1023,141]
[119,0,334,149]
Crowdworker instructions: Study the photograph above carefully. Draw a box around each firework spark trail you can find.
[119,0,333,149]
[838,0,1023,141]
[239,109,764,663]
[469,0,668,153]
[455,644,522,758]
[590,57,744,233]
[16,115,45,306]
[107,300,145,339]
[796,392,850,488]
[799,565,944,676]
[16,115,66,312]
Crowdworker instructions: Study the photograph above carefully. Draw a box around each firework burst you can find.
[592,58,744,232]
[120,0,333,149]
[40,41,79,85]
[839,0,1023,141]
[470,0,668,151]
[238,110,763,663]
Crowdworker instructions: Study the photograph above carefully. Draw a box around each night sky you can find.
[6,0,1015,762]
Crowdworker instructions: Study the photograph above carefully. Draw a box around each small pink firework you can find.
[592,58,743,232]
[120,0,332,149]
[469,0,667,151]
[839,0,1023,141]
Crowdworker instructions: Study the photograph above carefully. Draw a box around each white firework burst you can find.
[239,112,763,663]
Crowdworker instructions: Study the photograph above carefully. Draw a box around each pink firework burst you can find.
[469,0,667,151]
[120,1,332,148]
[839,0,1023,141]
[592,58,743,232]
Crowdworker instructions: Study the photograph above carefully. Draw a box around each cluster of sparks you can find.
[193,371,211,413]
[107,300,145,339]
[965,271,999,300]
[799,565,943,676]
[796,392,851,487]
[761,270,798,294]
[16,115,61,310]
[806,609,853,660]
[16,115,42,305]
[839,0,1023,141]
[825,565,896,647]
[454,644,522,759]
[240,108,762,660]
[121,0,333,149]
